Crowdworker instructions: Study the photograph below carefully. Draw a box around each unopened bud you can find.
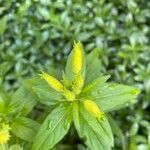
[39,72,64,92]
[72,42,82,74]
[84,100,104,119]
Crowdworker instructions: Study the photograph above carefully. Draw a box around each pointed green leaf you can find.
[11,117,40,142]
[72,101,80,132]
[32,104,72,150]
[0,92,5,113]
[0,16,7,35]
[95,83,140,112]
[32,78,63,106]
[8,80,37,115]
[0,62,11,76]
[75,103,114,150]
[0,87,11,114]
[82,75,110,94]
[85,49,101,85]
[0,87,10,105]
[65,43,86,81]
[108,115,126,150]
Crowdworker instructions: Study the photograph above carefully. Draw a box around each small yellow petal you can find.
[0,123,11,144]
[72,42,82,74]
[84,100,104,119]
[40,72,64,92]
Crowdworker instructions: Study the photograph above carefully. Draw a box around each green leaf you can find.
[9,144,23,150]
[65,43,86,81]
[0,62,11,76]
[72,101,80,132]
[32,78,63,106]
[108,115,126,150]
[0,92,5,113]
[32,104,72,150]
[11,117,40,142]
[0,144,8,150]
[8,81,37,116]
[95,83,140,112]
[0,87,10,114]
[82,75,110,94]
[75,102,114,150]
[85,49,101,85]
[18,1,30,17]
[0,16,7,35]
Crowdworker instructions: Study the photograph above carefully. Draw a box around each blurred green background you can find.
[0,0,150,149]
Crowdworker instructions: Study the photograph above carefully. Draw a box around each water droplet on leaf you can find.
[48,121,53,129]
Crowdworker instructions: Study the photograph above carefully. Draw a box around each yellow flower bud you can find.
[74,74,84,89]
[83,100,104,119]
[73,74,84,95]
[63,90,75,101]
[40,72,64,92]
[0,123,11,144]
[72,42,82,74]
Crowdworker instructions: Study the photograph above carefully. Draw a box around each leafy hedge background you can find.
[0,0,150,149]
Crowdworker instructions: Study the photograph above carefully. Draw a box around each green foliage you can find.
[0,144,23,150]
[0,84,39,147]
[30,45,139,150]
[32,104,72,150]
[11,117,40,142]
[0,0,149,149]
[75,103,114,150]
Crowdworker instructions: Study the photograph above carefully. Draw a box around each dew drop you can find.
[48,121,53,129]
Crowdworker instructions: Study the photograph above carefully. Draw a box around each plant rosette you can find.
[32,42,140,150]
